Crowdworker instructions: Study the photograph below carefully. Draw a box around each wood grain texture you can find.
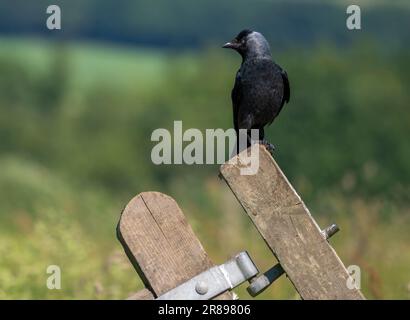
[126,288,155,300]
[220,145,365,300]
[117,191,232,300]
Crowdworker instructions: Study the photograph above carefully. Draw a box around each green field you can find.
[0,38,409,299]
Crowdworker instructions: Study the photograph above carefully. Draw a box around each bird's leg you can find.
[255,127,275,155]
[246,131,253,148]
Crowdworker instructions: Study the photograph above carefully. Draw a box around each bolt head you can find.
[195,281,208,295]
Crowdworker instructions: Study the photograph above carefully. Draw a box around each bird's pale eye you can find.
[241,39,246,45]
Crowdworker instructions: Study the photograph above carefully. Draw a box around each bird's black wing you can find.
[231,70,242,132]
[270,67,290,122]
[281,69,290,105]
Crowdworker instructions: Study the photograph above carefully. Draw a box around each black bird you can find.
[223,30,290,154]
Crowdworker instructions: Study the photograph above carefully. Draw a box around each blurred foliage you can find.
[0,1,409,50]
[0,38,409,299]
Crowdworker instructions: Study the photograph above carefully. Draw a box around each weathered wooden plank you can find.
[220,145,364,300]
[117,191,232,300]
[126,288,155,300]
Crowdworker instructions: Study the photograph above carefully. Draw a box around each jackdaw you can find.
[223,29,290,154]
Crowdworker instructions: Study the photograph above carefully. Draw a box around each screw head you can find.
[195,281,208,295]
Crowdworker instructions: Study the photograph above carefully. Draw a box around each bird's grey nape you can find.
[246,32,272,59]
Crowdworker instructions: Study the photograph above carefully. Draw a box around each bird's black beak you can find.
[222,41,237,49]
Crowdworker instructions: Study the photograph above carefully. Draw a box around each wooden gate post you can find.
[117,191,233,300]
[220,144,365,300]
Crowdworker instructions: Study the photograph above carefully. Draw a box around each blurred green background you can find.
[0,0,409,299]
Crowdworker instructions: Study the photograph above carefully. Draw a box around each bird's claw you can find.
[260,140,275,155]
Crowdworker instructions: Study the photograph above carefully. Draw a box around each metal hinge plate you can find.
[156,251,258,300]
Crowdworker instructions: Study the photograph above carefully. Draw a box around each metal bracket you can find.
[156,251,258,300]
[247,223,340,297]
